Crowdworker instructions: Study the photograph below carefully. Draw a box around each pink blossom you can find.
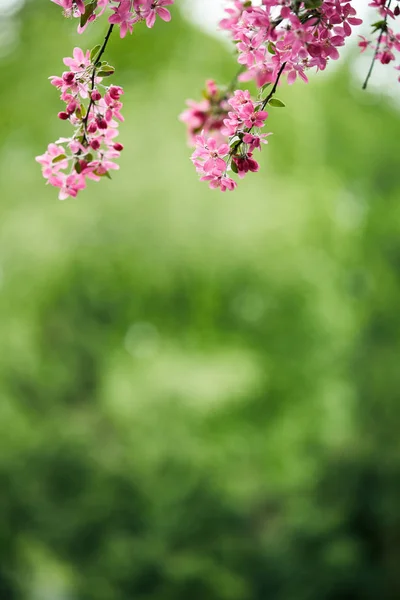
[50,172,86,201]
[200,172,237,192]
[143,0,174,28]
[63,47,91,72]
[242,132,271,152]
[232,154,259,179]
[192,135,230,175]
[109,1,136,37]
[42,0,400,198]
[51,0,85,16]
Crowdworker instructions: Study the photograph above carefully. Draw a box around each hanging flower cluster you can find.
[37,0,174,200]
[179,80,231,145]
[189,86,275,192]
[37,1,399,199]
[359,0,400,88]
[51,0,173,34]
[36,44,125,200]
[181,0,364,192]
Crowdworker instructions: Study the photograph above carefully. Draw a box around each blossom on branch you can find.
[37,0,399,198]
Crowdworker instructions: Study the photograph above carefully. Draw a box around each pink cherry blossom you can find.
[143,0,174,28]
[40,0,399,197]
[109,1,136,37]
[63,47,91,72]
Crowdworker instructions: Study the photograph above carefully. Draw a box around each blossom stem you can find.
[93,23,115,67]
[261,61,287,111]
[226,61,287,169]
[362,0,391,90]
[82,23,115,139]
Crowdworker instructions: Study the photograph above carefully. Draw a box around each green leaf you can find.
[230,144,241,154]
[90,44,101,63]
[97,66,115,77]
[268,98,286,108]
[229,135,241,147]
[371,20,385,29]
[52,154,67,164]
[267,42,276,55]
[80,0,97,28]
[371,20,387,32]
[261,83,272,92]
[100,61,115,71]
[304,0,322,8]
[231,160,238,174]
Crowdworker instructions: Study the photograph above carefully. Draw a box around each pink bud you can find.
[97,118,108,130]
[58,111,69,120]
[90,139,101,150]
[113,143,124,151]
[62,71,75,85]
[87,121,98,134]
[91,90,101,101]
[109,86,123,100]
[247,157,259,172]
[66,100,78,114]
[381,51,394,64]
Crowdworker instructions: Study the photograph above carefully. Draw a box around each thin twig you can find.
[227,61,287,166]
[82,23,115,139]
[261,61,287,111]
[362,0,391,90]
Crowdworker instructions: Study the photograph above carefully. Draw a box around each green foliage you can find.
[268,98,286,107]
[0,4,399,599]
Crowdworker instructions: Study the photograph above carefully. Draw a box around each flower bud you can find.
[91,90,101,102]
[66,100,78,114]
[381,51,394,64]
[90,139,101,150]
[97,118,108,130]
[113,143,124,152]
[87,121,98,134]
[109,86,123,100]
[58,111,69,120]
[62,71,75,85]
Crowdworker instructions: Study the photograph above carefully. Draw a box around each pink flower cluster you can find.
[181,0,363,192]
[359,1,400,86]
[221,0,362,88]
[36,47,124,200]
[179,80,231,145]
[38,0,174,199]
[51,0,173,35]
[190,90,272,192]
[39,1,397,199]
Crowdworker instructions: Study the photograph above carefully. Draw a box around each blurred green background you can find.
[1,2,400,599]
